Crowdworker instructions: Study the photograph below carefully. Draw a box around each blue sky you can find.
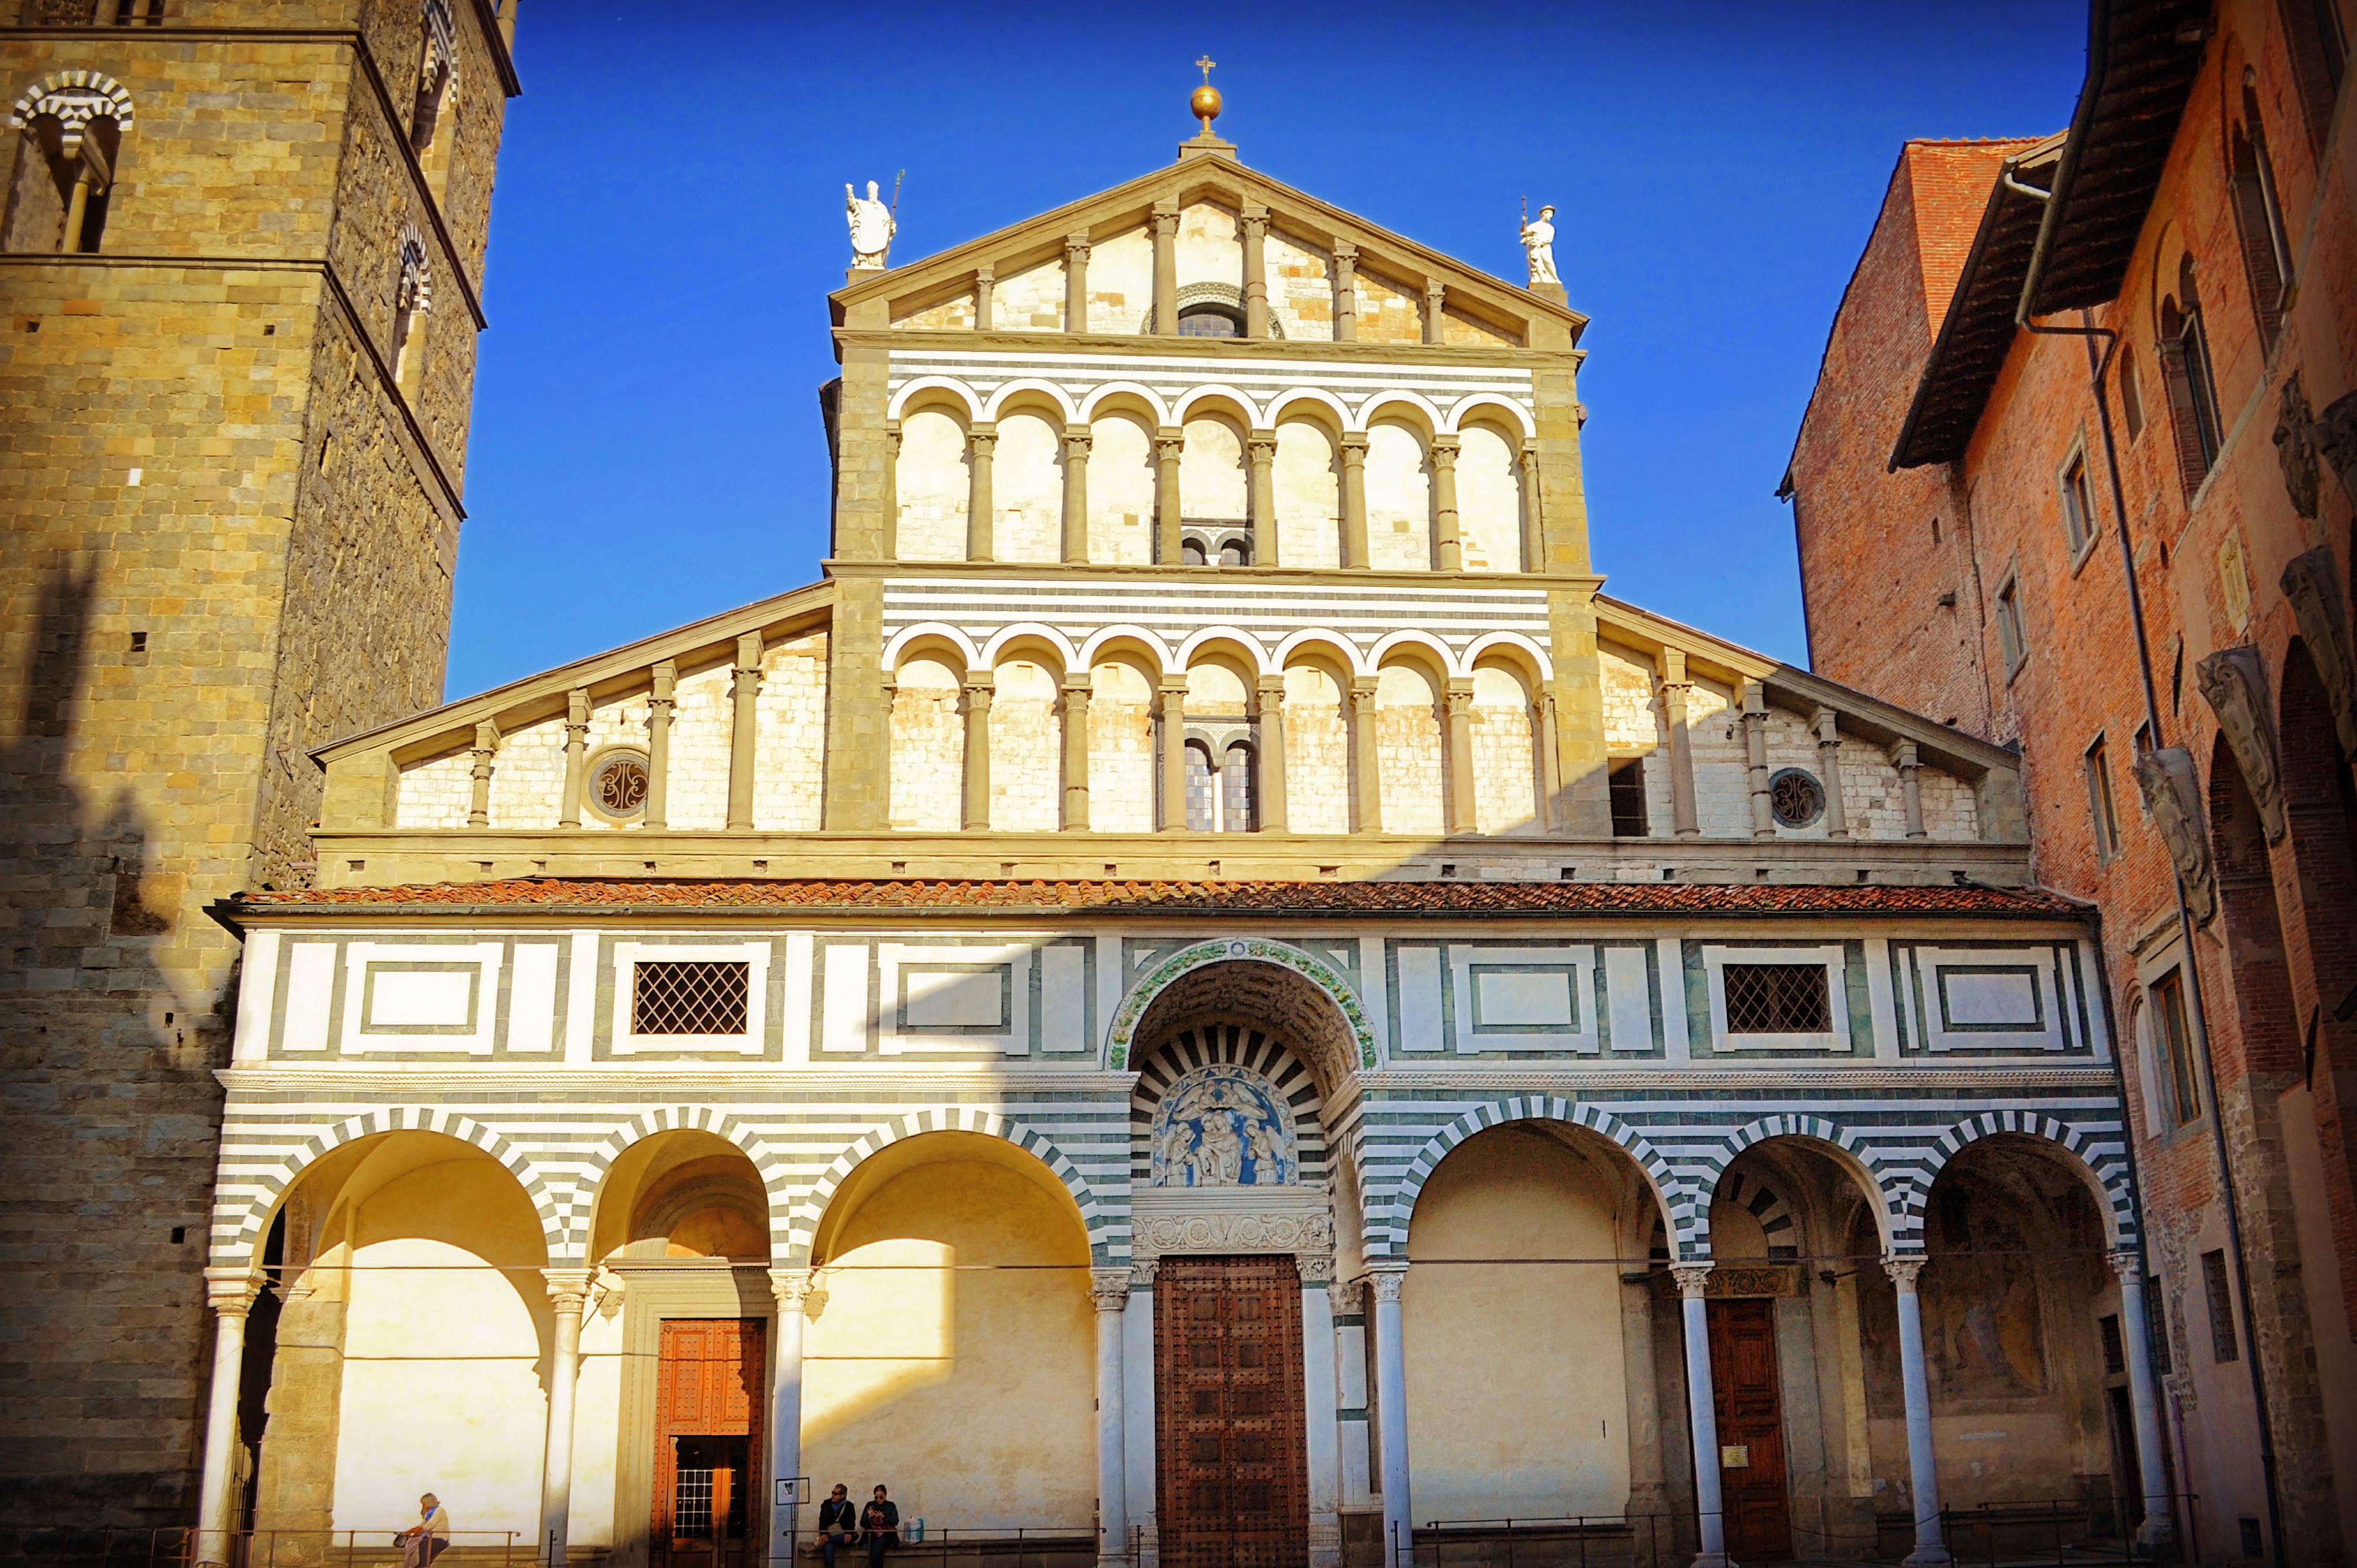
[448,1,2087,700]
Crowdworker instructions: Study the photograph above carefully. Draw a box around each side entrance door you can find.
[653,1319,766,1568]
[1155,1257,1309,1568]
[1708,1297,1792,1560]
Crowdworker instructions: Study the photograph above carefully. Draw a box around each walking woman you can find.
[860,1486,898,1568]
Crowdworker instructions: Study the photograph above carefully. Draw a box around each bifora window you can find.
[633,961,750,1036]
[1722,963,1831,1035]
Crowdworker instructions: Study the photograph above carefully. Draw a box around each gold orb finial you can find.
[1191,56,1221,132]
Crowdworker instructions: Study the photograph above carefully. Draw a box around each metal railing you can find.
[0,1532,522,1568]
[1389,1515,1681,1568]
[793,1524,1103,1568]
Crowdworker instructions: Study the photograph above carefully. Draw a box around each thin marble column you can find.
[769,1269,811,1562]
[967,423,997,562]
[1444,681,1476,834]
[539,1269,592,1565]
[1158,680,1189,831]
[1885,1256,1952,1566]
[1671,1265,1731,1568]
[1092,1270,1131,1567]
[728,635,761,830]
[1062,426,1093,563]
[961,676,993,831]
[196,1270,263,1566]
[558,688,589,829]
[1299,1259,1341,1568]
[1340,434,1370,569]
[2110,1252,2175,1550]
[1367,1264,1411,1567]
[1349,677,1383,833]
[1061,674,1092,831]
[1154,429,1184,564]
[1248,431,1279,566]
[644,664,674,829]
[1431,435,1462,570]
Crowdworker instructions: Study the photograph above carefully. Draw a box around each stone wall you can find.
[1265,229,1334,340]
[1085,414,1155,564]
[1087,661,1155,832]
[992,410,1062,563]
[895,407,968,560]
[989,658,1061,831]
[1375,663,1445,835]
[1283,663,1351,833]
[1365,421,1432,571]
[889,656,963,831]
[1273,420,1343,568]
[1088,226,1153,333]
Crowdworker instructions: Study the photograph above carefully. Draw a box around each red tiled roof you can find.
[228,876,2089,919]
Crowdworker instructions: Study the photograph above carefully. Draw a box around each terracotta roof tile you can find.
[229,876,2088,920]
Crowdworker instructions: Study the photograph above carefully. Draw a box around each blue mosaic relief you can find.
[1149,1065,1298,1187]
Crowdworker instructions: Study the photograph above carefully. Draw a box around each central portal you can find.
[1155,1257,1310,1568]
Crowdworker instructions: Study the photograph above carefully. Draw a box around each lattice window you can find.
[674,1470,714,1538]
[634,961,749,1036]
[1722,963,1829,1035]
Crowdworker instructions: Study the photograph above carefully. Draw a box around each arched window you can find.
[1184,740,1216,830]
[2228,73,2293,353]
[1221,741,1257,831]
[410,0,459,157]
[1176,303,1242,337]
[6,74,134,254]
[2157,254,2222,498]
[1181,736,1257,831]
[2279,0,2347,154]
[391,224,432,391]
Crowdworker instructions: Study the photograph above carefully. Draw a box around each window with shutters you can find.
[1994,573,2028,678]
[2157,255,2223,498]
[2228,73,2293,354]
[2279,0,2347,155]
[2202,1249,2239,1363]
[2150,970,2202,1127]
[2117,342,2145,441]
[2058,446,2096,559]
[2085,735,2122,863]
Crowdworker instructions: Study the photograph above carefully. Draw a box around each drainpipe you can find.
[2010,157,2287,1568]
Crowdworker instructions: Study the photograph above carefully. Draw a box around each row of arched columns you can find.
[884,388,1540,573]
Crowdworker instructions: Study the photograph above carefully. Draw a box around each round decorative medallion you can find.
[1767,766,1826,829]
[588,749,651,822]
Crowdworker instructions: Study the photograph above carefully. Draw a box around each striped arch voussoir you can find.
[785,1107,1114,1266]
[209,1107,554,1271]
[1371,1098,1690,1260]
[1904,1112,2139,1252]
[1692,1113,1900,1249]
[575,1105,788,1263]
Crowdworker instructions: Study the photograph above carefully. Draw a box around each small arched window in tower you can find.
[1184,741,1216,830]
[1176,303,1242,338]
[2228,72,2293,353]
[391,224,432,392]
[2157,254,2222,498]
[410,0,459,156]
[1221,741,1256,831]
[6,75,135,254]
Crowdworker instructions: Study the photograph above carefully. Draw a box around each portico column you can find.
[1349,677,1383,833]
[1430,436,1462,571]
[1122,1264,1159,1563]
[1254,674,1288,832]
[1422,280,1446,346]
[1366,1264,1411,1568]
[2111,1252,2175,1550]
[769,1268,812,1565]
[1884,1256,1952,1566]
[1298,1257,1341,1568]
[539,1269,593,1565]
[1154,428,1185,564]
[1247,431,1279,567]
[729,634,762,831]
[1158,679,1189,831]
[1092,1271,1131,1566]
[1814,707,1848,838]
[196,1268,264,1566]
[1063,426,1093,563]
[1661,650,1699,838]
[1061,674,1092,831]
[1339,434,1370,569]
[1444,680,1476,835]
[962,676,994,831]
[1670,1264,1732,1568]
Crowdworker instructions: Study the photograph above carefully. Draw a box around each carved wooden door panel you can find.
[1707,1298,1791,1561]
[1155,1257,1308,1568]
[653,1319,765,1568]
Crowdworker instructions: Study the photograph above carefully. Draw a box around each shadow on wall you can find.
[0,560,225,1525]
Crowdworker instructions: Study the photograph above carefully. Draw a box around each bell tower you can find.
[0,0,520,1522]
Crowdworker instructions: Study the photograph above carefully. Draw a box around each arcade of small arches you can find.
[199,1092,2159,1568]
[883,380,1541,575]
[883,625,1559,836]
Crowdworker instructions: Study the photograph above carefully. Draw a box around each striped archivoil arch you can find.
[1894,1111,2140,1253]
[574,1105,788,1264]
[207,1105,559,1272]
[785,1105,1117,1266]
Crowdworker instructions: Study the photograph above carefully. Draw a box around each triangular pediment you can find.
[833,152,1584,348]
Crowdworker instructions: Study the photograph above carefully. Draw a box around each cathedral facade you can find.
[194,110,2156,1568]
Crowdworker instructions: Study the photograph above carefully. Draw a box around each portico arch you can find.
[1108,941,1375,1079]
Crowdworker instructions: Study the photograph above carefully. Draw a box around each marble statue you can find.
[846,180,895,270]
[1521,203,1558,287]
[1149,1064,1296,1187]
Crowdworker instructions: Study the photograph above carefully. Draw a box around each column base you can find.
[2134,1514,2177,1550]
[1901,1547,1954,1566]
[1687,1553,1736,1568]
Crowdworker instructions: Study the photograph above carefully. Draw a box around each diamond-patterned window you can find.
[634,961,750,1036]
[1722,963,1829,1035]
[1185,742,1216,831]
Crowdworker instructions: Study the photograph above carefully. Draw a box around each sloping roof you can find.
[2021,0,2211,316]
[226,876,2089,921]
[1887,134,2065,471]
[1907,140,2044,328]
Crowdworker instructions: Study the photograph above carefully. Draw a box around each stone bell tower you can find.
[0,0,518,1523]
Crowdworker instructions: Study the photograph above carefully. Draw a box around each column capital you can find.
[1364,1260,1408,1302]
[1338,431,1368,457]
[1444,679,1475,705]
[1891,738,1921,770]
[544,1266,594,1314]
[1239,203,1269,236]
[1255,672,1286,704]
[963,671,996,696]
[472,717,503,755]
[1090,1268,1132,1312]
[1332,241,1358,266]
[204,1267,264,1316]
[1332,1278,1365,1314]
[1061,670,1094,696]
[1158,676,1190,701]
[1813,705,1840,745]
[1883,1253,1928,1291]
[2107,1247,2147,1287]
[1294,1253,1336,1283]
[1065,232,1092,260]
[769,1267,815,1310]
[1668,1262,1714,1300]
[1349,676,1380,707]
[1429,433,1460,463]
[564,686,590,733]
[1062,427,1093,455]
[1154,428,1185,457]
[968,423,997,452]
[1246,429,1279,457]
[1129,1259,1160,1289]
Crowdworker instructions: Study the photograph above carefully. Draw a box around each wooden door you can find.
[1155,1258,1309,1568]
[653,1319,766,1568]
[1707,1298,1791,1560]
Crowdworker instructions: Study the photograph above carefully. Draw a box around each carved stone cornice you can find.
[1132,1204,1332,1260]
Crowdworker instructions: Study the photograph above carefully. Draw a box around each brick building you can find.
[0,0,520,1524]
[1785,0,2356,1561]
